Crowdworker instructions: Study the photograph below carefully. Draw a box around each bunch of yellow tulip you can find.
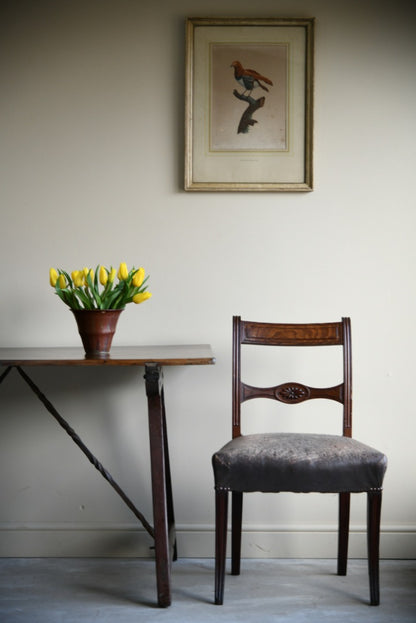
[49,263,152,310]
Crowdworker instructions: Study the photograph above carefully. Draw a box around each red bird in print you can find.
[231,60,273,95]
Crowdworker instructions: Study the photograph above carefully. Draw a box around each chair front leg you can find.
[231,491,243,575]
[215,489,229,605]
[337,492,350,575]
[367,490,382,606]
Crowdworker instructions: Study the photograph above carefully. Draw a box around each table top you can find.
[0,345,215,367]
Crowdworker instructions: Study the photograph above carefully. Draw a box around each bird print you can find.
[231,60,273,95]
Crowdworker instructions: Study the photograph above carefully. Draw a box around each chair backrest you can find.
[232,316,352,439]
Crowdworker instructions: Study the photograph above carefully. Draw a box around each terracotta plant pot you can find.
[72,309,123,358]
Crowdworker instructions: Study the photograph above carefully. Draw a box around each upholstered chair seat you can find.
[213,432,387,494]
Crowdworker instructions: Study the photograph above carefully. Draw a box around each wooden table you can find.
[0,345,215,607]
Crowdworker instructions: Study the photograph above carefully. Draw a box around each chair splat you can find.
[241,381,344,404]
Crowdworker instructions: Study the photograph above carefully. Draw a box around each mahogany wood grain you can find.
[241,320,343,346]
[0,345,215,367]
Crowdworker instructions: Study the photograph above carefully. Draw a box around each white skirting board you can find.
[0,524,414,558]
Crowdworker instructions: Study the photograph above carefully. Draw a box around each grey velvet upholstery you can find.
[213,432,387,493]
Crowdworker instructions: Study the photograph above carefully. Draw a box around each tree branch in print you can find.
[233,90,265,134]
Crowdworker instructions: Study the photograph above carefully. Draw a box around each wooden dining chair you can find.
[212,317,387,606]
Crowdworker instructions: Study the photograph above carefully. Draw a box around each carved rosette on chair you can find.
[72,309,123,359]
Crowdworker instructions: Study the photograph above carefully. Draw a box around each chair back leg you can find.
[337,492,350,575]
[367,490,382,605]
[231,491,243,575]
[215,489,228,605]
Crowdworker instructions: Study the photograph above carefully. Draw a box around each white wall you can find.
[1,0,415,558]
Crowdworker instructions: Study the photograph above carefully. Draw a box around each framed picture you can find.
[185,17,314,192]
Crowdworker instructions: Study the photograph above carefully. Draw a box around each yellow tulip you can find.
[58,274,66,288]
[49,268,58,287]
[72,270,84,288]
[108,267,117,283]
[89,268,94,283]
[118,262,129,280]
[83,267,89,277]
[133,291,152,304]
[132,267,145,288]
[99,265,108,286]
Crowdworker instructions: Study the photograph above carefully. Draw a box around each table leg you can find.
[144,363,177,608]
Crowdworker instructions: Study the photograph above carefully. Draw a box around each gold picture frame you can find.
[185,17,314,192]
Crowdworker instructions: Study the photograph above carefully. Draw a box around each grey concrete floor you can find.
[0,558,415,623]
